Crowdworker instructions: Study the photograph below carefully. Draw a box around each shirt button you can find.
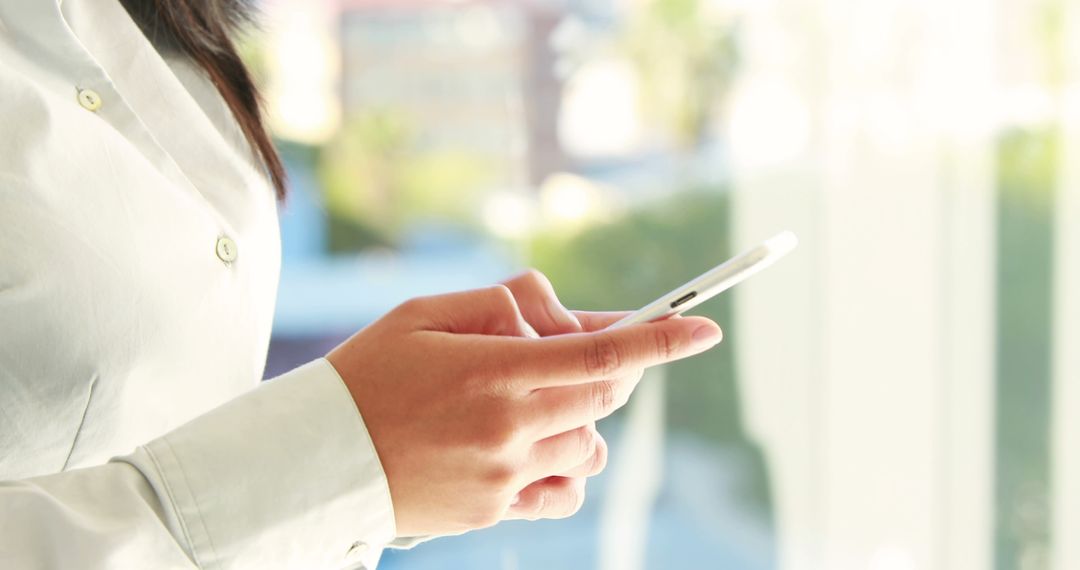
[215,236,238,263]
[77,88,103,112]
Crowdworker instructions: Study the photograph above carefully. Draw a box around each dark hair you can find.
[119,0,287,200]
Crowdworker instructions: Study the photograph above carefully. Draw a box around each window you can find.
[256,0,1080,568]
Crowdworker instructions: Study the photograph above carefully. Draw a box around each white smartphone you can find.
[605,230,798,330]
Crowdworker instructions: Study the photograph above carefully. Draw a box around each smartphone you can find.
[605,230,798,330]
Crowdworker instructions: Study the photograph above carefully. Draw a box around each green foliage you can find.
[994,127,1058,570]
[317,110,496,250]
[532,190,729,310]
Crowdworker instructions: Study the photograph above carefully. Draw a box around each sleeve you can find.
[0,358,398,570]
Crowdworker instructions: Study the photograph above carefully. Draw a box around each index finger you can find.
[491,315,722,389]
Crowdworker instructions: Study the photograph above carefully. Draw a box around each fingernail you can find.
[521,320,541,339]
[692,325,722,346]
[549,300,581,331]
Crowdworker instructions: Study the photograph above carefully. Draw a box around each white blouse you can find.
[0,0,400,568]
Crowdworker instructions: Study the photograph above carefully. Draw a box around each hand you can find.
[496,271,631,521]
[325,271,723,537]
[501,308,646,524]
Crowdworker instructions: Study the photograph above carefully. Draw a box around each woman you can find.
[0,1,723,568]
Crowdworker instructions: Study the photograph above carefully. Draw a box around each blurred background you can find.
[248,0,1079,569]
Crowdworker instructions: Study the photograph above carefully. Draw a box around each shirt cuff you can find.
[120,358,397,570]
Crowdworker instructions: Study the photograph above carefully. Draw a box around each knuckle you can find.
[559,484,586,518]
[528,488,549,520]
[655,328,680,359]
[487,284,516,306]
[571,488,587,516]
[573,426,597,461]
[395,296,429,316]
[592,380,618,416]
[482,459,520,490]
[583,335,622,378]
[485,285,522,321]
[589,436,609,476]
[522,268,550,288]
[519,480,585,520]
[490,425,524,455]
